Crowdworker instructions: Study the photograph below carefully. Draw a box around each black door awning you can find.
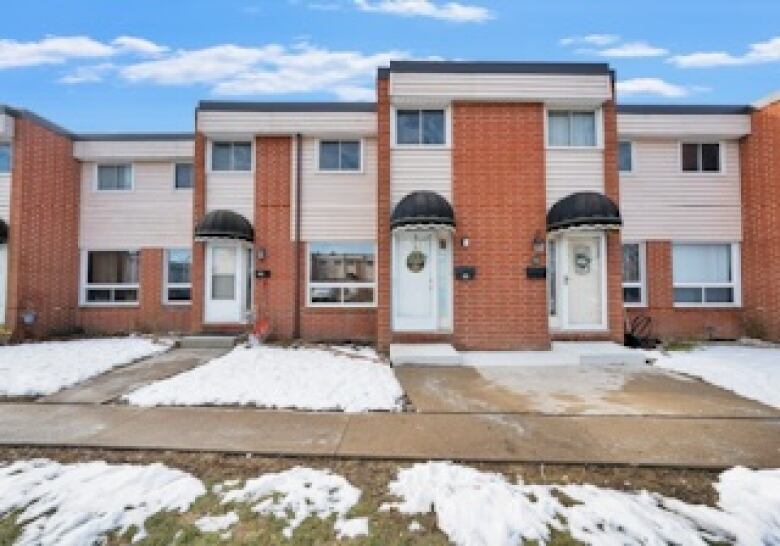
[194,210,254,241]
[391,191,455,230]
[547,192,622,233]
[0,219,7,244]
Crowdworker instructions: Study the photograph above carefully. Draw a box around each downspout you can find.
[293,133,302,339]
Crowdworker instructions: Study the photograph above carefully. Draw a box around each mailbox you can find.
[526,266,546,279]
[454,266,476,280]
[255,269,271,279]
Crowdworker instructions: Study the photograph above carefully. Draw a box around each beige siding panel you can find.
[80,162,192,249]
[620,139,742,241]
[198,111,376,136]
[298,137,377,240]
[0,115,13,139]
[618,114,751,138]
[205,172,254,222]
[390,73,612,102]
[545,149,605,208]
[74,140,194,160]
[390,149,452,207]
[0,175,9,221]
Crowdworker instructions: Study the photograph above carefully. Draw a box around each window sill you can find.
[80,302,140,308]
[163,302,192,307]
[306,303,377,309]
[315,169,364,175]
[391,144,450,151]
[207,170,253,175]
[546,145,602,151]
[624,303,646,308]
[672,303,740,309]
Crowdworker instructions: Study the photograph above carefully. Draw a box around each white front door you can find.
[394,232,436,331]
[205,243,247,324]
[564,235,605,329]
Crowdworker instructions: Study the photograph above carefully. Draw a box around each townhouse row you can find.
[1,61,778,349]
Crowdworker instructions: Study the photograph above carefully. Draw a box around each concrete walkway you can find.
[0,402,778,468]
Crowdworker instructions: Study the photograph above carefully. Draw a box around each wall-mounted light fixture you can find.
[532,232,545,254]
[256,248,267,260]
[460,237,470,248]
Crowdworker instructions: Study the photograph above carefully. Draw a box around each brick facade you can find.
[376,76,393,350]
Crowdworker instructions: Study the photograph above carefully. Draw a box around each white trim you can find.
[306,241,377,308]
[544,106,604,150]
[162,248,192,306]
[390,106,451,150]
[672,241,741,308]
[94,163,134,192]
[79,249,140,307]
[172,162,194,191]
[678,140,726,175]
[206,139,255,174]
[622,241,646,308]
[315,138,364,174]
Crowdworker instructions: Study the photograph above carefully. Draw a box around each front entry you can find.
[204,242,252,324]
[393,230,452,332]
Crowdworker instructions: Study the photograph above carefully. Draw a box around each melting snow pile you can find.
[215,467,368,539]
[653,345,780,409]
[194,511,239,533]
[125,345,403,412]
[0,459,205,545]
[382,462,780,546]
[0,337,170,396]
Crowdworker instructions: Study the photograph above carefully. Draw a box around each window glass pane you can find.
[622,244,641,283]
[701,143,720,172]
[97,165,118,189]
[212,275,235,300]
[344,287,373,303]
[212,247,236,275]
[310,242,375,283]
[167,287,192,302]
[682,143,699,172]
[396,110,420,145]
[212,142,232,171]
[319,141,340,170]
[674,287,703,303]
[340,141,361,170]
[548,112,570,146]
[705,287,734,303]
[421,110,445,144]
[618,141,632,172]
[88,251,139,284]
[175,163,193,189]
[623,287,642,304]
[233,142,252,171]
[86,289,111,302]
[167,249,191,284]
[311,287,340,303]
[570,111,596,146]
[113,288,138,302]
[0,143,10,173]
[117,165,132,189]
[673,244,731,283]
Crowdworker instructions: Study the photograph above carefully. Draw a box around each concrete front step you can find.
[390,343,463,366]
[180,335,239,349]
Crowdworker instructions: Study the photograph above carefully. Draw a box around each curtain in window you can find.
[548,112,570,146]
[673,244,731,283]
[570,112,596,146]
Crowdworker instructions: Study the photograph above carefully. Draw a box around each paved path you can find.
[0,402,778,468]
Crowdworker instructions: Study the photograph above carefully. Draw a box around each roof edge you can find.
[0,104,74,138]
[73,133,194,142]
[198,101,376,113]
[617,104,752,115]
[389,60,611,76]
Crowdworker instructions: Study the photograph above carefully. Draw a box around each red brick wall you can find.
[376,76,393,351]
[7,117,80,338]
[190,132,207,332]
[741,101,780,341]
[625,241,742,340]
[452,102,550,350]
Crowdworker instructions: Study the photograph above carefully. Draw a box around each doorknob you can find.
[563,275,569,285]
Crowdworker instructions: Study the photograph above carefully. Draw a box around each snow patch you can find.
[408,520,423,532]
[218,467,364,539]
[125,345,404,412]
[194,511,239,533]
[382,461,780,546]
[0,337,170,396]
[0,459,205,545]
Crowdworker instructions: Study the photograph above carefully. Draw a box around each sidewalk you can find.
[1,402,778,468]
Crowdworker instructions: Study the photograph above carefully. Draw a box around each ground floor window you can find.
[164,249,192,303]
[622,242,645,306]
[308,241,375,306]
[82,250,139,304]
[672,243,739,305]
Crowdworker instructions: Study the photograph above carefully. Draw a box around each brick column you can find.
[190,132,207,332]
[376,76,392,351]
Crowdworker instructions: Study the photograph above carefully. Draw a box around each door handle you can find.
[563,275,569,285]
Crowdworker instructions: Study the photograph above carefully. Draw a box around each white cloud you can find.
[669,36,780,67]
[616,78,707,98]
[111,36,168,56]
[59,63,115,84]
[0,36,114,68]
[596,41,668,58]
[353,0,492,23]
[560,35,668,59]
[560,34,619,47]
[333,85,376,101]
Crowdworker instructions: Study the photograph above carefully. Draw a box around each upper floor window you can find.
[211,141,251,172]
[622,242,645,306]
[319,140,361,171]
[97,164,132,191]
[396,109,445,145]
[0,143,10,174]
[619,141,633,172]
[548,110,597,147]
[174,163,193,189]
[673,243,737,305]
[682,142,720,173]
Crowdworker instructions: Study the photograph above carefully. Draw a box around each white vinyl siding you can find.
[74,140,193,161]
[545,149,604,208]
[619,139,742,241]
[80,162,193,249]
[0,115,13,139]
[205,171,254,223]
[198,111,376,136]
[0,172,9,222]
[297,137,376,240]
[391,148,451,207]
[617,114,751,139]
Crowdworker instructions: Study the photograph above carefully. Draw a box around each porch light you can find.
[256,248,267,260]
[460,237,470,248]
[532,232,545,254]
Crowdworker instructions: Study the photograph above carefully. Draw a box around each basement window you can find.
[308,241,376,307]
[82,250,139,305]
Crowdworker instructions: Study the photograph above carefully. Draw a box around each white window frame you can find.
[316,139,364,173]
[207,140,254,173]
[94,163,133,192]
[173,162,194,190]
[672,242,741,308]
[0,142,11,175]
[391,106,451,149]
[544,107,603,150]
[622,241,646,307]
[163,248,192,305]
[306,241,377,308]
[80,250,140,307]
[679,141,724,175]
[618,140,635,174]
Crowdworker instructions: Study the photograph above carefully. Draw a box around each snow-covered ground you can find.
[652,345,780,409]
[0,337,170,396]
[125,344,404,412]
[382,461,780,546]
[0,459,205,545]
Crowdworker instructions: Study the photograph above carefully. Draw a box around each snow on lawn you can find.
[381,461,780,546]
[0,337,170,397]
[217,467,368,539]
[0,459,205,546]
[652,345,780,409]
[125,344,404,412]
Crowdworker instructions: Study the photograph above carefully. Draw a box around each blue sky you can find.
[1,0,778,131]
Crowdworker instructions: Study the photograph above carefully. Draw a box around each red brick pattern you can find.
[376,77,393,351]
[190,132,207,332]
